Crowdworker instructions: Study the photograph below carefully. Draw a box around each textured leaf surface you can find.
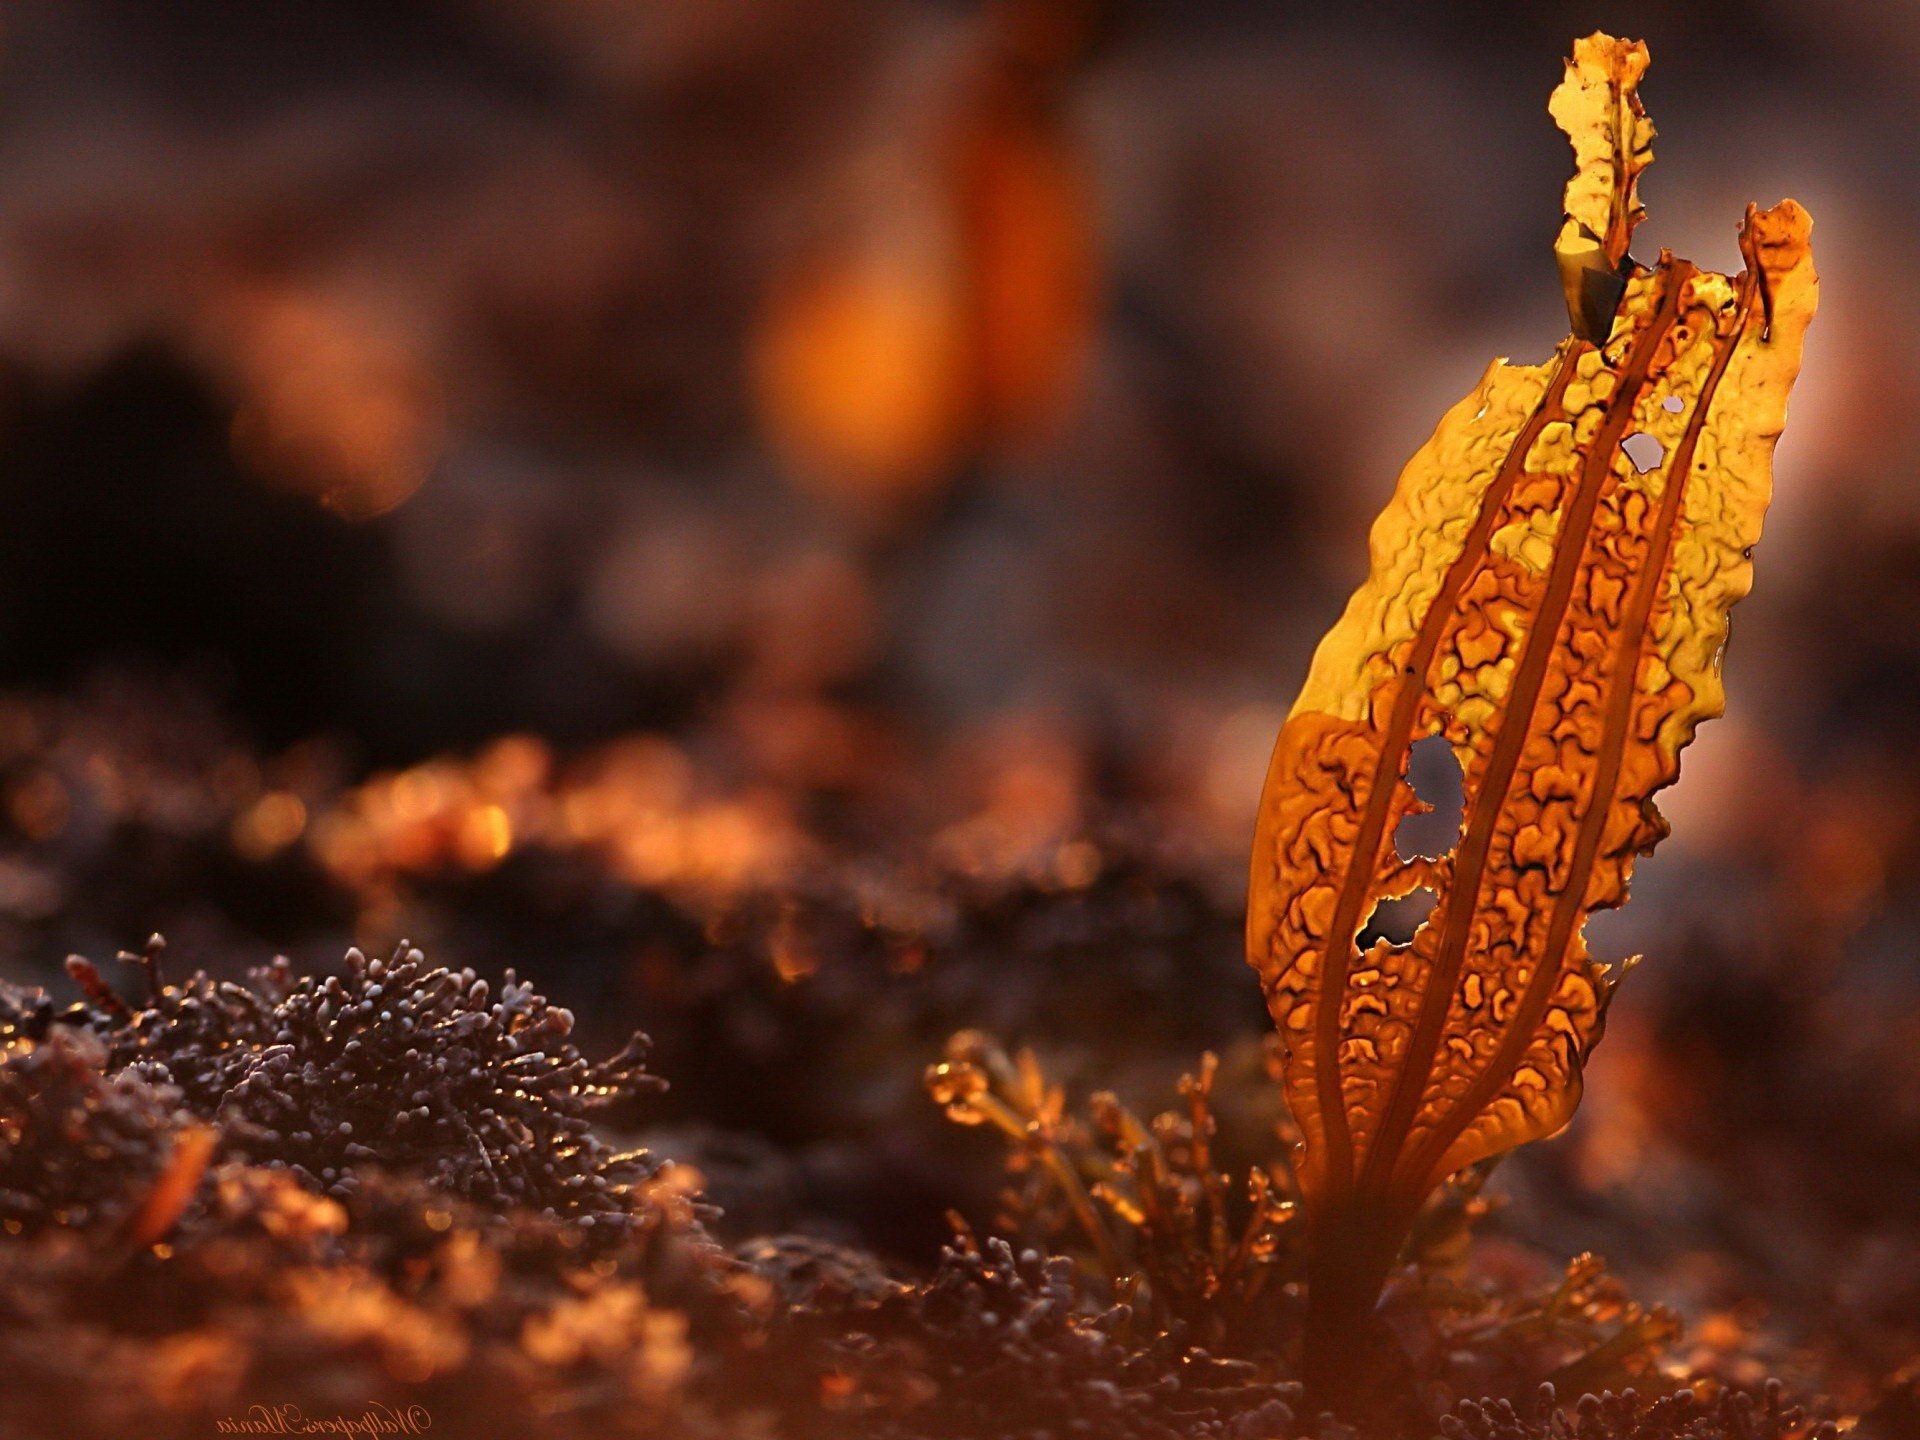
[1246,34,1817,1260]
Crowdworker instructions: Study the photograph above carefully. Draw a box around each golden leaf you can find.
[1243,33,1816,1401]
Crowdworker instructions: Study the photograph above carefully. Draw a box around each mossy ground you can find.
[0,687,1905,1438]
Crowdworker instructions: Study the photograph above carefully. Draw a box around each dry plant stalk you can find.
[1245,34,1817,1405]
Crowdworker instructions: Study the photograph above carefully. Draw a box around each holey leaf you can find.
[1244,33,1816,1399]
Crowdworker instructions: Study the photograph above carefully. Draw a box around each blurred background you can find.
[0,0,1914,1415]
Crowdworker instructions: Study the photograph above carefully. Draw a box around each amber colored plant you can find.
[1244,35,1817,1408]
[928,1033,1299,1350]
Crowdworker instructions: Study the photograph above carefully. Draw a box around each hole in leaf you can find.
[1394,734,1464,861]
[1360,887,1438,947]
[1662,394,1684,413]
[1621,431,1664,473]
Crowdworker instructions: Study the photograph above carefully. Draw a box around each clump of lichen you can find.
[0,1156,757,1440]
[0,946,756,1440]
[0,943,1844,1440]
[13,938,665,1233]
[1436,1382,1834,1440]
[0,1025,186,1237]
[748,1234,1305,1440]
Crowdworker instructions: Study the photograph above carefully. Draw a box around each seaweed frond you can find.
[1242,33,1817,1410]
